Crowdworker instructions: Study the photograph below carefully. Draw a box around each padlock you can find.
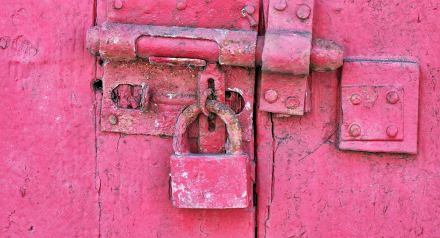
[170,99,250,209]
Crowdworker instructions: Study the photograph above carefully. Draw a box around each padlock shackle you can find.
[173,100,243,156]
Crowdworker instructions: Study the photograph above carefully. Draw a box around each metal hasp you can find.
[86,22,256,137]
[170,100,250,208]
[259,0,344,116]
[339,60,419,154]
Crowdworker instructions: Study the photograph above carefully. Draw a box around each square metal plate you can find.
[339,60,419,154]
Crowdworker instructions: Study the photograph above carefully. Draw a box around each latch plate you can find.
[100,60,254,142]
[339,60,419,154]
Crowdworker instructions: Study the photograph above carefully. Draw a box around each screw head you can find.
[108,115,118,125]
[296,4,311,20]
[176,1,187,10]
[350,93,362,105]
[264,89,278,103]
[246,5,255,15]
[113,0,124,10]
[285,97,300,109]
[386,125,398,137]
[386,91,400,104]
[274,0,287,11]
[349,123,361,137]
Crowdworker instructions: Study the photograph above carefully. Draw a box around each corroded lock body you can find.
[170,100,250,209]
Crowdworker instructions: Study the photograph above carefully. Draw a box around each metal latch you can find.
[85,0,346,138]
[259,0,343,116]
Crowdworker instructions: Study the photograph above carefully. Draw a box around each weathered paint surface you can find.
[0,0,98,237]
[257,0,440,237]
[2,0,440,237]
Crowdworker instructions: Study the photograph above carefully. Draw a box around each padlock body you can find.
[170,153,250,209]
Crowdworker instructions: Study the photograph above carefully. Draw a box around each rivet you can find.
[246,5,255,15]
[176,1,187,10]
[296,4,311,20]
[386,91,400,104]
[274,0,287,11]
[108,115,118,125]
[386,125,398,137]
[350,93,362,105]
[113,0,124,10]
[285,97,300,109]
[349,123,361,137]
[264,89,278,103]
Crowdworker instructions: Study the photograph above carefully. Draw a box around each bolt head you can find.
[108,115,118,125]
[386,125,398,137]
[350,93,362,105]
[386,91,400,104]
[176,1,187,10]
[349,123,361,137]
[274,1,287,11]
[285,97,300,109]
[113,0,124,10]
[246,5,255,15]
[264,89,278,103]
[296,4,311,20]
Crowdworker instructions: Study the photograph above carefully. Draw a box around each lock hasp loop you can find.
[173,100,243,156]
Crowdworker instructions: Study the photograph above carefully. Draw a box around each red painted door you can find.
[256,0,440,237]
[1,0,440,237]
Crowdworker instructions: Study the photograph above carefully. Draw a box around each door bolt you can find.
[274,0,287,11]
[264,89,278,103]
[296,4,311,20]
[386,91,400,104]
[176,1,187,10]
[349,123,361,137]
[113,0,124,10]
[350,93,362,105]
[386,125,398,137]
[108,115,118,125]
[285,97,300,109]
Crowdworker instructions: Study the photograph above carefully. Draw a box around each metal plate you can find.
[341,85,404,141]
[107,0,259,32]
[339,60,419,154]
[101,60,255,141]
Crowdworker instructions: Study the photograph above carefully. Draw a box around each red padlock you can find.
[170,100,250,209]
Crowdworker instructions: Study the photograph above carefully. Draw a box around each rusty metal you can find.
[86,22,257,67]
[170,99,249,209]
[148,56,206,67]
[173,100,243,155]
[199,88,213,117]
[198,63,226,153]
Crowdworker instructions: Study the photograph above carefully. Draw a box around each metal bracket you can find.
[259,0,343,116]
[339,60,419,154]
